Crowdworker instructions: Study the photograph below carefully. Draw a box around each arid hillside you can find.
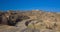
[0,10,60,32]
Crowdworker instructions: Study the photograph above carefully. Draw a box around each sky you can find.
[0,0,60,12]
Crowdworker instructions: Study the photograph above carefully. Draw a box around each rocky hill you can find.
[0,10,60,32]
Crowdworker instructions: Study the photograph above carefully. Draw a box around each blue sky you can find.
[0,0,60,12]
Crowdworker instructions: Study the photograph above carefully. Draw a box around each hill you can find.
[0,10,60,32]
